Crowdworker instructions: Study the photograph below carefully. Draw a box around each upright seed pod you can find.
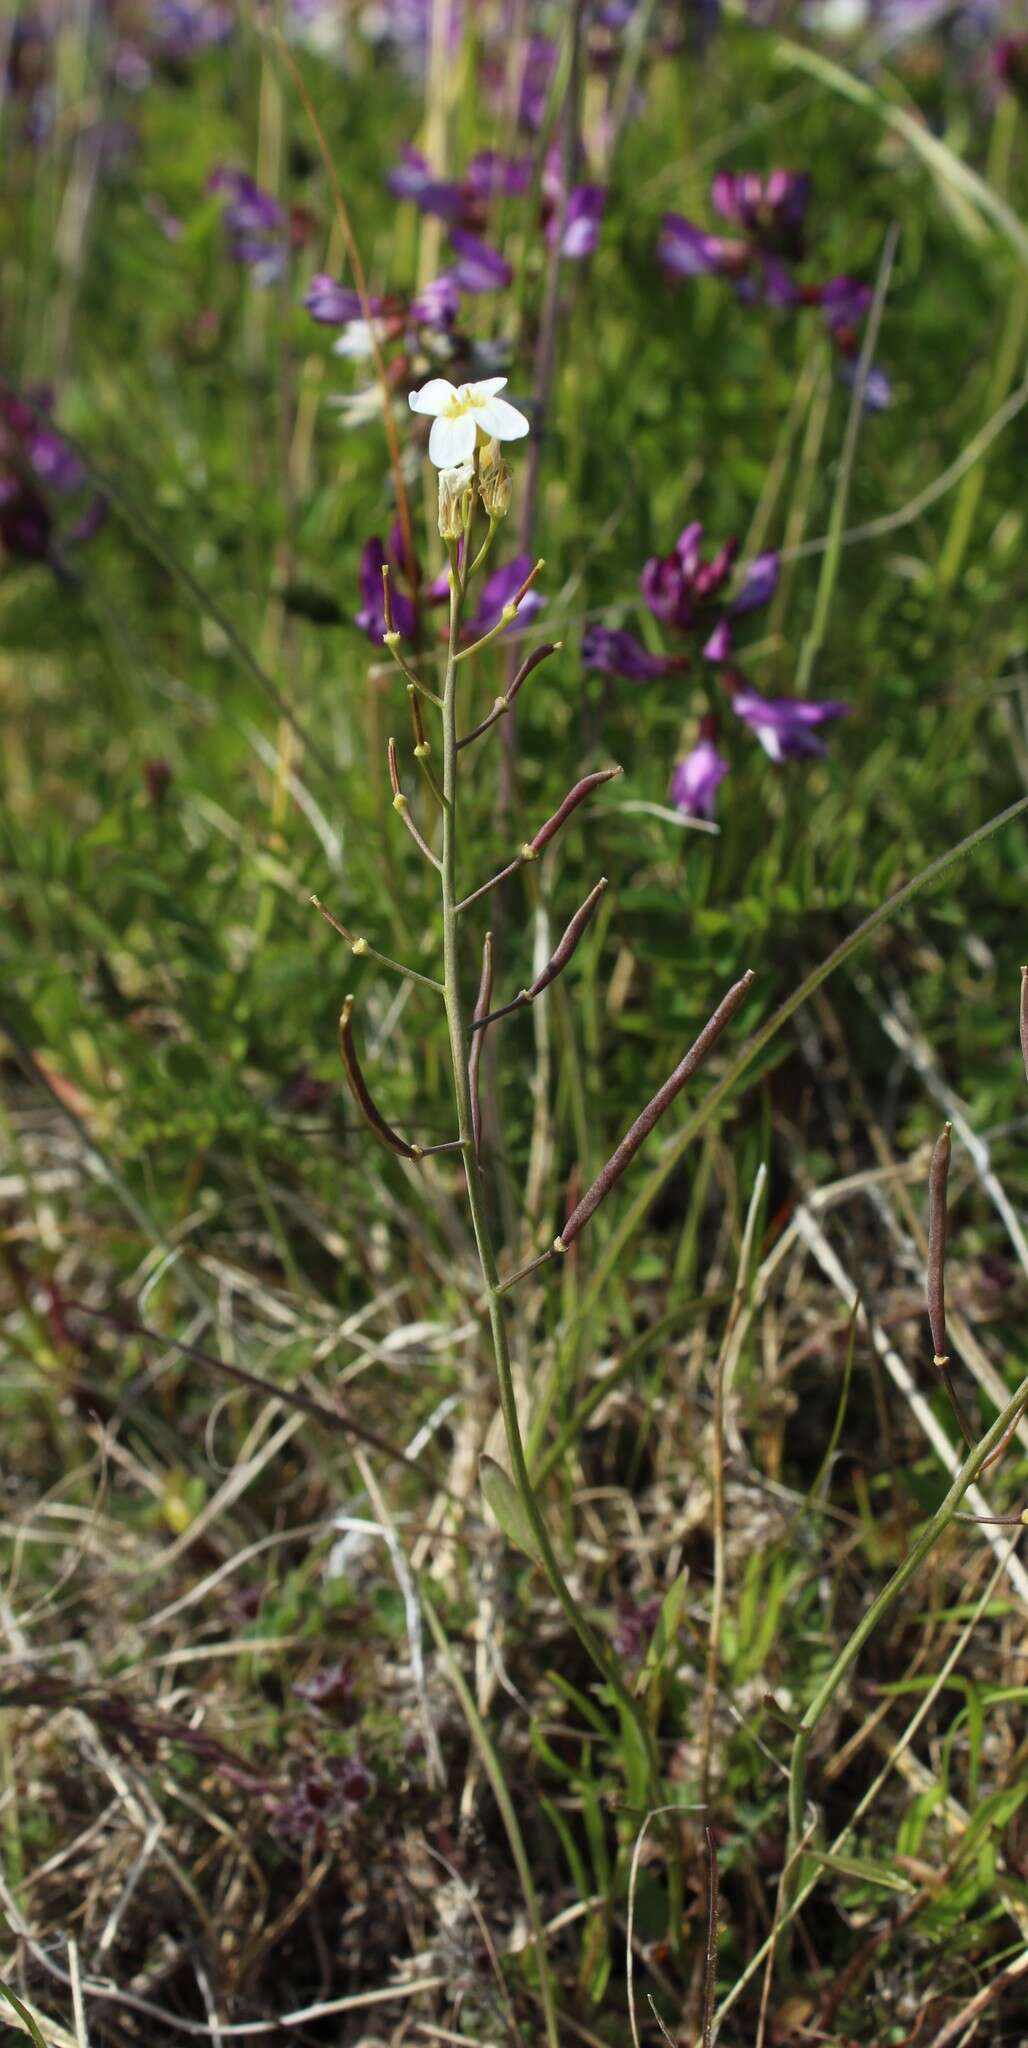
[926,1122,951,1367]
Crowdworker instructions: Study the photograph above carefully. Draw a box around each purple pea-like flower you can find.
[515,36,558,132]
[839,360,893,412]
[730,550,780,616]
[818,275,872,346]
[447,229,513,293]
[731,685,848,761]
[641,521,738,632]
[581,626,683,683]
[464,554,544,640]
[670,735,730,820]
[0,390,106,577]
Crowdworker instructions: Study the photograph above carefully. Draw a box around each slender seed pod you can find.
[507,641,561,707]
[526,878,608,1000]
[1021,965,1028,1088]
[339,996,422,1160]
[408,684,429,756]
[927,1122,951,1367]
[469,932,493,1161]
[311,894,356,945]
[555,971,755,1250]
[380,561,396,636]
[387,736,441,870]
[528,767,622,857]
[512,557,544,610]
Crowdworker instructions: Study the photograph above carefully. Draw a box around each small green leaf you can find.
[0,1975,50,2048]
[480,1456,543,1563]
[808,1850,914,1893]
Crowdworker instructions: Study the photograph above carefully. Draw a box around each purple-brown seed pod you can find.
[555,970,755,1250]
[526,877,608,1000]
[529,767,622,856]
[339,996,422,1160]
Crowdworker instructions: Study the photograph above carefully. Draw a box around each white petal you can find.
[428,412,477,467]
[474,394,530,441]
[472,376,508,398]
[409,378,457,417]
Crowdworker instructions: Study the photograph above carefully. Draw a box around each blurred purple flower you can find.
[466,149,532,200]
[659,212,746,280]
[516,35,558,131]
[409,273,462,331]
[209,166,283,283]
[839,360,893,411]
[818,275,872,347]
[0,390,106,577]
[642,524,778,666]
[554,184,606,259]
[670,734,730,819]
[447,229,512,293]
[357,536,417,645]
[710,169,810,256]
[305,276,370,324]
[387,145,465,221]
[465,555,543,640]
[732,685,848,760]
[153,1,235,59]
[581,625,682,682]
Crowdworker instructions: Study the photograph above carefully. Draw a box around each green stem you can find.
[436,539,678,1930]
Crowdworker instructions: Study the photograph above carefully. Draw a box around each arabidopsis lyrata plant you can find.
[408,376,529,466]
[320,378,757,1969]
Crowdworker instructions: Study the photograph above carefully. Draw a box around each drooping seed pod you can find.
[339,996,422,1160]
[555,971,754,1251]
[469,932,493,1162]
[528,767,622,857]
[927,1122,951,1367]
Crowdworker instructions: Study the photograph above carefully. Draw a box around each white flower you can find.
[332,319,387,361]
[408,377,529,469]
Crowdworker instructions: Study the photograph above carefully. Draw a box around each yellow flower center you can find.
[442,384,485,419]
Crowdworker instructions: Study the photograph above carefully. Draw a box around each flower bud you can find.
[479,437,513,521]
[437,461,475,541]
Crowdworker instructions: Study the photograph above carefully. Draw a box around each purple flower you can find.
[839,360,893,412]
[447,229,513,293]
[641,521,738,632]
[732,685,848,761]
[409,273,461,332]
[387,145,465,221]
[730,550,779,616]
[554,184,606,259]
[466,149,532,200]
[710,169,810,255]
[356,536,417,645]
[465,555,544,640]
[818,275,872,346]
[209,166,283,283]
[670,737,730,819]
[659,212,746,280]
[153,1,234,58]
[581,626,683,682]
[0,391,106,576]
[515,36,558,132]
[305,276,370,324]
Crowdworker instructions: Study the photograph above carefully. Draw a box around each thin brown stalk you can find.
[388,736,442,871]
[701,1827,720,2048]
[555,972,755,1250]
[926,1121,952,1365]
[339,996,423,1160]
[1020,963,1028,1085]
